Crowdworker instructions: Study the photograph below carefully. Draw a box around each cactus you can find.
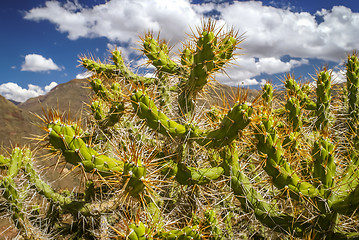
[178,20,239,115]
[2,20,359,240]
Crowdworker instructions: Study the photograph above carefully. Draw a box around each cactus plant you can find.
[2,20,359,239]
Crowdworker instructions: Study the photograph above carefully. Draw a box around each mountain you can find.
[9,99,20,105]
[203,81,259,107]
[0,78,92,152]
[1,78,260,150]
[19,78,92,118]
[0,95,38,149]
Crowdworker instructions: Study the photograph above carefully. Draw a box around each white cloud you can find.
[0,82,58,102]
[76,71,93,79]
[256,57,309,75]
[21,54,61,72]
[24,1,359,85]
[25,1,359,61]
[259,79,268,85]
[216,55,309,86]
[24,0,200,43]
[218,3,359,61]
[44,81,58,92]
[331,69,346,84]
[238,78,259,86]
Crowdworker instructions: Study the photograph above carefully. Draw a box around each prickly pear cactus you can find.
[2,20,359,240]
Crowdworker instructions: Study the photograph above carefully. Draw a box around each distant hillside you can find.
[19,78,92,118]
[9,99,20,105]
[0,78,91,153]
[1,78,260,150]
[203,81,259,107]
[0,95,38,150]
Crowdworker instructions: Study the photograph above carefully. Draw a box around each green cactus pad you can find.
[332,183,359,216]
[347,53,359,125]
[7,147,27,178]
[179,30,217,107]
[195,102,253,148]
[91,100,105,121]
[312,137,336,193]
[0,148,30,221]
[255,116,319,198]
[315,70,331,133]
[123,161,147,198]
[220,146,310,237]
[112,50,154,84]
[107,101,125,124]
[82,58,117,76]
[285,76,316,110]
[1,176,24,223]
[215,35,237,69]
[0,154,9,168]
[90,78,110,100]
[180,47,194,67]
[285,97,302,132]
[127,221,148,240]
[143,36,178,74]
[175,163,223,185]
[262,83,273,105]
[131,90,186,137]
[47,121,124,176]
[204,209,223,239]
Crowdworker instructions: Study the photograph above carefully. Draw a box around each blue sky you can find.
[1,0,359,102]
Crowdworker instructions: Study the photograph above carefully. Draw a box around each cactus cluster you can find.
[2,21,359,239]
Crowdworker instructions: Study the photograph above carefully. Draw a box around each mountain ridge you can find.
[19,78,92,117]
[0,78,258,150]
[0,94,38,149]
[0,78,92,151]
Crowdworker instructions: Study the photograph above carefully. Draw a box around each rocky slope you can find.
[1,78,259,150]
[19,78,92,118]
[0,95,38,149]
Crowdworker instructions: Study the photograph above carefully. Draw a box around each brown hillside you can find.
[0,95,38,150]
[19,78,92,118]
[1,79,257,150]
[0,78,92,151]
[203,81,259,107]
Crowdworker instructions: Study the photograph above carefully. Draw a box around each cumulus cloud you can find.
[216,55,309,86]
[24,0,359,85]
[21,54,61,72]
[218,3,359,61]
[44,81,58,92]
[331,69,346,84]
[24,0,200,43]
[0,82,58,102]
[25,1,359,60]
[256,58,309,75]
[76,71,93,79]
